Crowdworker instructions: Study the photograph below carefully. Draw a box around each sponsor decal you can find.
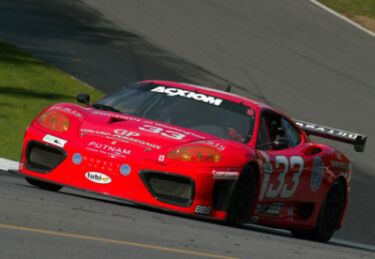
[50,105,83,118]
[195,205,211,215]
[85,172,111,184]
[197,140,226,151]
[330,160,349,170]
[81,129,111,137]
[113,129,140,137]
[295,121,359,140]
[120,164,131,176]
[72,153,82,165]
[151,86,223,106]
[212,170,239,179]
[111,134,161,149]
[87,141,131,157]
[42,134,67,148]
[256,202,284,216]
[80,129,162,150]
[311,156,324,192]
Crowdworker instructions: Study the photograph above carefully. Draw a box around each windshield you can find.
[95,83,255,143]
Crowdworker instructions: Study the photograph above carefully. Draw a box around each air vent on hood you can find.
[108,117,126,124]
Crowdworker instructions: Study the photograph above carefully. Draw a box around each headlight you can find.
[37,110,70,133]
[167,144,222,163]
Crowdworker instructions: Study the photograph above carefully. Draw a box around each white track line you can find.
[0,158,19,171]
[309,0,375,38]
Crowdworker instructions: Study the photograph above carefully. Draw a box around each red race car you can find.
[19,80,367,242]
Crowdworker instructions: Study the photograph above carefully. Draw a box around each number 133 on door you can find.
[259,152,304,199]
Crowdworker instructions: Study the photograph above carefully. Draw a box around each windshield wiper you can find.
[92,103,122,113]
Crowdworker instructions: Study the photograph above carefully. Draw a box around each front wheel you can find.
[25,177,63,192]
[291,180,345,242]
[226,165,258,227]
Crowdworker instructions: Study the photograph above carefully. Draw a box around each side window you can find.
[280,118,301,148]
[257,112,301,150]
[257,116,272,150]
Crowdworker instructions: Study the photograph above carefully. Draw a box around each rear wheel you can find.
[25,177,63,192]
[291,180,345,242]
[226,165,258,226]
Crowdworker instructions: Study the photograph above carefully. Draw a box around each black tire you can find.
[291,180,345,242]
[25,177,63,192]
[226,164,258,227]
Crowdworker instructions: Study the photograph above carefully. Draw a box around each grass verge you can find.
[0,41,104,161]
[318,0,375,32]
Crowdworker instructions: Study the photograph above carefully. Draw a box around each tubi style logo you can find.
[85,172,111,184]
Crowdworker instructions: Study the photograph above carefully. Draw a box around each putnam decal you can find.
[85,172,111,184]
[87,141,131,157]
[151,86,223,106]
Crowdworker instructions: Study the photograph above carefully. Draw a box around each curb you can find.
[0,158,19,171]
[309,0,375,38]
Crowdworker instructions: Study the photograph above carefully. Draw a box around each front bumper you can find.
[20,127,239,220]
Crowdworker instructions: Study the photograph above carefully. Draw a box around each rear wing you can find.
[294,120,367,152]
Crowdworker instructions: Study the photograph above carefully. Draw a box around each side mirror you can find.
[76,93,90,106]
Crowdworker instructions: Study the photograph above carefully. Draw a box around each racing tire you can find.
[291,180,345,242]
[226,164,258,227]
[25,177,63,192]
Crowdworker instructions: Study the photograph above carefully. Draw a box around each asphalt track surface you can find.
[0,0,375,257]
[1,170,374,259]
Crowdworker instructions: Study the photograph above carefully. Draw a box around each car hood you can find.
[78,109,219,151]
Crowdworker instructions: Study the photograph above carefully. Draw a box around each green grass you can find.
[319,0,375,19]
[0,41,104,161]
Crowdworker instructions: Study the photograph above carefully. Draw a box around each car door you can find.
[256,110,306,202]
